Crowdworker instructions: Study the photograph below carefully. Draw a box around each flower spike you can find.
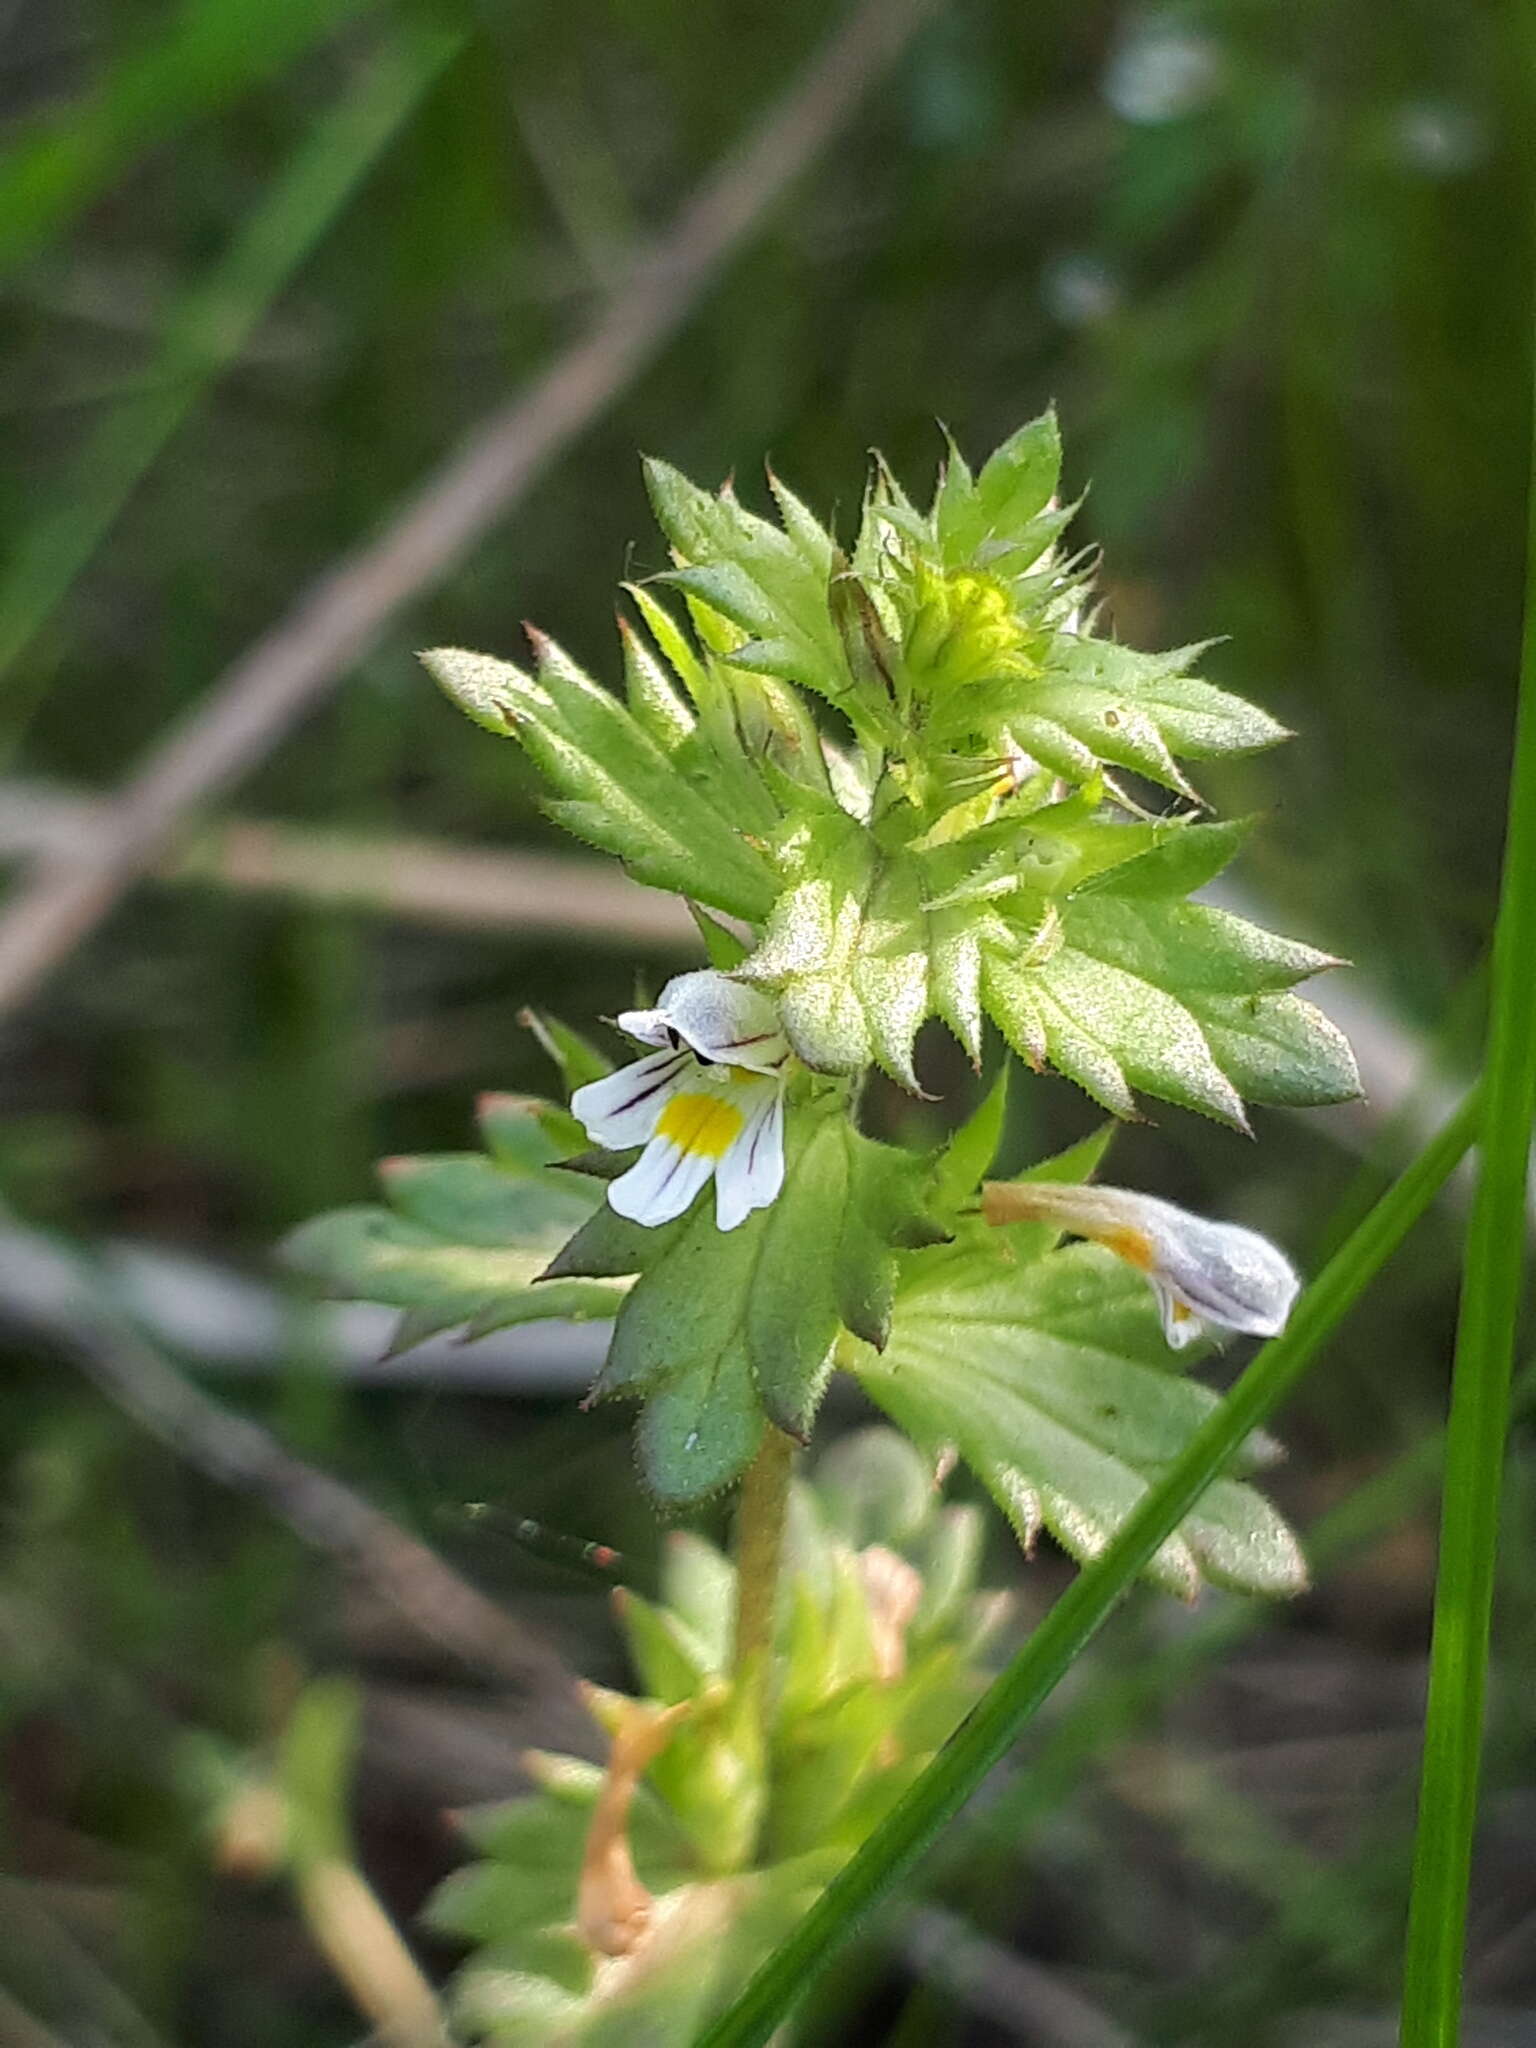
[571,971,791,1232]
[981,1180,1300,1349]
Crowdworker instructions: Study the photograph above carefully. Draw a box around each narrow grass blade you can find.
[698,1091,1480,2048]
[0,0,373,279]
[1398,351,1536,2041]
[0,17,464,718]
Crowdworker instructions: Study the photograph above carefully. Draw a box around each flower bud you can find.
[981,1180,1300,1348]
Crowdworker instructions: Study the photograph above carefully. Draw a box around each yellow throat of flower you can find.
[655,1090,746,1160]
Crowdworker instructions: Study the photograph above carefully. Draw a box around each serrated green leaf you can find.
[636,1342,767,1504]
[860,1240,1306,1598]
[418,645,521,735]
[932,1064,1008,1217]
[596,1194,770,1404]
[932,428,978,562]
[1020,639,1289,792]
[1079,815,1255,899]
[540,1199,687,1284]
[282,1206,623,1345]
[981,877,1348,1126]
[378,1153,595,1248]
[850,861,931,1091]
[469,630,774,921]
[744,1115,848,1435]
[622,583,711,707]
[1184,989,1361,1107]
[973,410,1062,538]
[619,614,694,752]
[766,468,837,573]
[585,1108,935,1496]
[662,560,781,642]
[1030,684,1198,797]
[644,458,857,723]
[1064,895,1341,997]
[520,1009,614,1096]
[689,903,750,969]
[983,943,1249,1129]
[477,1091,585,1166]
[1003,712,1103,786]
[928,909,984,1063]
[745,825,936,1087]
[742,815,877,1071]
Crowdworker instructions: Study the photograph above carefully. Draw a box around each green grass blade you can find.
[0,17,464,715]
[0,0,374,279]
[699,1090,1481,2048]
[1397,354,1536,2042]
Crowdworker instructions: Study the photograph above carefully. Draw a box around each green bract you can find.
[548,1087,941,1502]
[421,413,1356,1117]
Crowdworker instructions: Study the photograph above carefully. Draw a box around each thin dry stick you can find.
[0,777,696,946]
[5,1229,576,1700]
[0,0,935,1018]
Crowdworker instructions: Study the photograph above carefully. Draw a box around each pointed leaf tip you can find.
[418,646,524,736]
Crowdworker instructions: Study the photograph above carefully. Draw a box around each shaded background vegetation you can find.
[0,0,1532,2041]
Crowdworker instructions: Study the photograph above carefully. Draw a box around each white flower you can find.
[570,971,791,1232]
[981,1179,1300,1349]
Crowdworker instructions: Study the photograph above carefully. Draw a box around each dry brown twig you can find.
[0,776,695,947]
[0,0,936,1018]
[3,1227,578,1701]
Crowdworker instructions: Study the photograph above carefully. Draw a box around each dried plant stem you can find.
[295,1860,448,2048]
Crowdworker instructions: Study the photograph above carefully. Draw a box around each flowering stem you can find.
[699,1090,1479,2048]
[731,1426,796,1711]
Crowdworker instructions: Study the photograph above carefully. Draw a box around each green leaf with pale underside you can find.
[981,890,1359,1125]
[281,1139,621,1350]
[419,643,774,921]
[583,1106,938,1501]
[857,1239,1305,1600]
[282,1205,621,1348]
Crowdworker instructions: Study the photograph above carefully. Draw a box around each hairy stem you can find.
[732,1426,797,1709]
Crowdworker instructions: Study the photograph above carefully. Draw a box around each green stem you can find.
[1398,331,1536,2041]
[732,1426,797,1707]
[699,1090,1479,2048]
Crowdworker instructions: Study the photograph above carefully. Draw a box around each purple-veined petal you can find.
[714,1082,786,1231]
[570,1048,690,1149]
[608,1128,719,1228]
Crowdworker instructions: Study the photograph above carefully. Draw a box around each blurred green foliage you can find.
[0,0,1530,2041]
